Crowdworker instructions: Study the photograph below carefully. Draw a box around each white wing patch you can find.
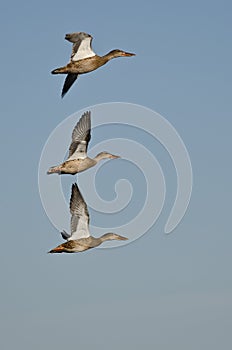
[69,183,90,240]
[67,112,91,159]
[67,141,87,160]
[69,209,90,240]
[72,37,96,61]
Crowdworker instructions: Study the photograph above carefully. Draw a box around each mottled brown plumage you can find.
[49,233,128,253]
[47,153,120,175]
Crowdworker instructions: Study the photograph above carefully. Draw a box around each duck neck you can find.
[93,152,110,163]
[102,50,119,61]
[99,233,116,242]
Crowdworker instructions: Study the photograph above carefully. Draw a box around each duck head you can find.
[94,151,121,162]
[106,49,135,59]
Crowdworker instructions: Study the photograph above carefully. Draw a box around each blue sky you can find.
[0,0,231,349]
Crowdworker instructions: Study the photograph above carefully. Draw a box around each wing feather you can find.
[61,73,78,98]
[65,32,96,61]
[68,111,91,160]
[69,183,90,240]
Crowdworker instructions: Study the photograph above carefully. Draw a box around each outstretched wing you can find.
[69,183,90,240]
[61,73,78,98]
[68,111,91,160]
[65,32,96,61]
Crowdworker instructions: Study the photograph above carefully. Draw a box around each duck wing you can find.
[61,73,78,98]
[60,230,71,240]
[65,32,96,61]
[69,183,90,240]
[68,111,91,160]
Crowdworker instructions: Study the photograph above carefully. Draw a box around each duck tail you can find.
[51,67,68,74]
[47,165,62,175]
[48,245,65,253]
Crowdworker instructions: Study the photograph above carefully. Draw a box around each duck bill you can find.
[117,235,128,241]
[122,51,136,57]
[110,154,121,159]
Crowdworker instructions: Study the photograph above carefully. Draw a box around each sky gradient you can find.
[0,1,231,349]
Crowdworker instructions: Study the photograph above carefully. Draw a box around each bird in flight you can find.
[48,183,128,253]
[51,32,135,97]
[47,111,120,175]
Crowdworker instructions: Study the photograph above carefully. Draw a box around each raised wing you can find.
[69,183,90,240]
[68,111,91,160]
[65,32,96,61]
[61,73,78,98]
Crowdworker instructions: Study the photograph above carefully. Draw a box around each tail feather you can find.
[48,245,64,254]
[47,166,61,175]
[51,67,67,74]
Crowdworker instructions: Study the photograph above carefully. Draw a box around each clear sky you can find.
[0,0,231,349]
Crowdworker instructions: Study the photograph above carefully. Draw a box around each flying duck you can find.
[51,32,135,97]
[49,183,128,253]
[47,111,120,175]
